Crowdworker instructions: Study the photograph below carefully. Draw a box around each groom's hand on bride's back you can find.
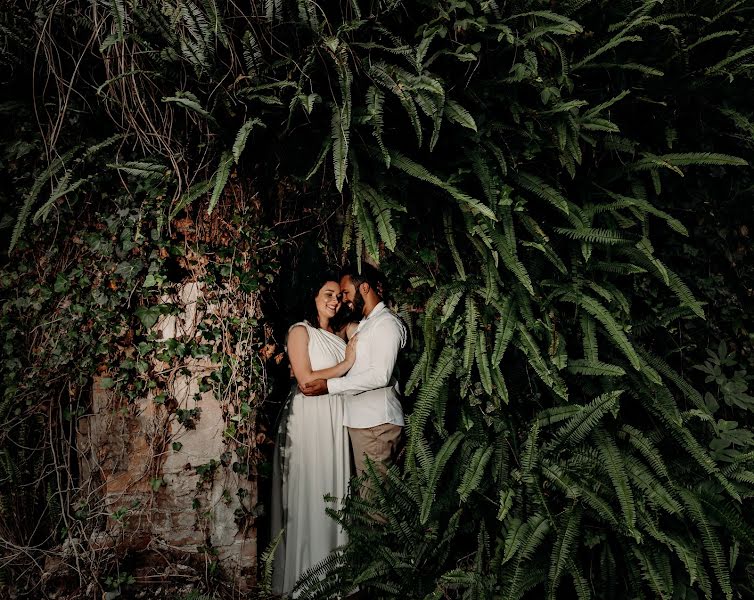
[300,379,328,396]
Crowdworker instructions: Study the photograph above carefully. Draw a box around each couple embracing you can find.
[271,264,407,596]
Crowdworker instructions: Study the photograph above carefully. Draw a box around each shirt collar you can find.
[356,302,385,332]
[365,301,386,320]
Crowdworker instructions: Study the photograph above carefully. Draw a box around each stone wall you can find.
[77,280,259,588]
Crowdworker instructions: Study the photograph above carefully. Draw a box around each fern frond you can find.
[232,118,265,163]
[354,181,398,251]
[208,151,233,214]
[444,99,477,131]
[513,171,569,214]
[552,391,623,449]
[678,488,733,599]
[625,456,681,514]
[594,429,636,532]
[170,178,212,218]
[503,513,551,600]
[637,347,704,410]
[332,104,350,193]
[515,325,568,400]
[366,86,390,167]
[567,359,626,377]
[573,34,643,70]
[554,226,635,245]
[492,296,517,363]
[443,210,467,280]
[547,505,582,599]
[420,431,463,524]
[408,346,457,458]
[390,151,496,220]
[562,292,640,370]
[458,446,493,502]
[463,296,479,372]
[162,91,212,118]
[619,425,670,480]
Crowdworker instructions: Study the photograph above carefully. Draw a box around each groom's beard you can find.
[338,303,355,322]
[351,287,366,317]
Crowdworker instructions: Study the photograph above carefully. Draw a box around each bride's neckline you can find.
[307,321,346,344]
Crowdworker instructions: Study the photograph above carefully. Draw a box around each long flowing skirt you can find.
[271,386,351,596]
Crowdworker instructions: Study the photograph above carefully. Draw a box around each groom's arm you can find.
[326,318,403,395]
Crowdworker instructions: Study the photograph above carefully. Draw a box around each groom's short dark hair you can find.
[341,263,384,299]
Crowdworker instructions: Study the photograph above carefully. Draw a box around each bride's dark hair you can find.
[302,270,341,330]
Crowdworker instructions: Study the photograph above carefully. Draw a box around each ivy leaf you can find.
[135,306,161,329]
[100,377,115,390]
[54,273,70,293]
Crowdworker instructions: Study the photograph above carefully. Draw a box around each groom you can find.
[300,264,406,495]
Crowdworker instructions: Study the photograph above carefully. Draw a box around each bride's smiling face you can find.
[315,281,342,323]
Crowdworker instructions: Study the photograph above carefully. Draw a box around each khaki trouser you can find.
[348,423,403,499]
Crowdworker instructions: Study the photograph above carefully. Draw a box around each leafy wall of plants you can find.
[0,171,280,593]
[2,0,754,598]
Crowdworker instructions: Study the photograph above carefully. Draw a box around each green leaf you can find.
[232,118,265,163]
[209,151,233,214]
[100,377,115,390]
[444,100,477,132]
[163,91,212,119]
[332,104,351,192]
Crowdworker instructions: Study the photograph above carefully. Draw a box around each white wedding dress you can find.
[271,322,351,597]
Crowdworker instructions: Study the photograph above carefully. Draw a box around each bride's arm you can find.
[287,326,357,385]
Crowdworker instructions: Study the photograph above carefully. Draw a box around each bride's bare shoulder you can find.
[286,322,310,347]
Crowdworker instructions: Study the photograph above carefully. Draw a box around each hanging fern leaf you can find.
[458,445,493,502]
[419,431,463,524]
[443,211,467,280]
[678,489,733,600]
[561,292,641,370]
[513,171,569,214]
[208,151,233,214]
[594,428,636,532]
[408,346,458,456]
[552,391,623,449]
[567,359,626,377]
[391,151,496,220]
[444,99,477,132]
[463,296,479,372]
[619,425,671,481]
[8,148,78,253]
[555,226,635,245]
[331,104,350,192]
[547,505,582,600]
[475,330,493,395]
[170,178,212,218]
[232,117,265,163]
[492,296,517,363]
[366,86,390,167]
[162,91,213,119]
[515,325,568,400]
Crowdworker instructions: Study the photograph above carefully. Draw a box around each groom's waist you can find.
[347,384,399,402]
[343,385,404,428]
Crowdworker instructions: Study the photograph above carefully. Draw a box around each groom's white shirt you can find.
[327,302,406,428]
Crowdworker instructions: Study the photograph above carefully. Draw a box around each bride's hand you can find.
[344,333,358,367]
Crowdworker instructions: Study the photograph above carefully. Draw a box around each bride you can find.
[271,273,358,596]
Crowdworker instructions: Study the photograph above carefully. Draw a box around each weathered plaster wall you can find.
[77,281,258,586]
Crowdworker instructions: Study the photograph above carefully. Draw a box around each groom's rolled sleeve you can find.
[327,320,402,395]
